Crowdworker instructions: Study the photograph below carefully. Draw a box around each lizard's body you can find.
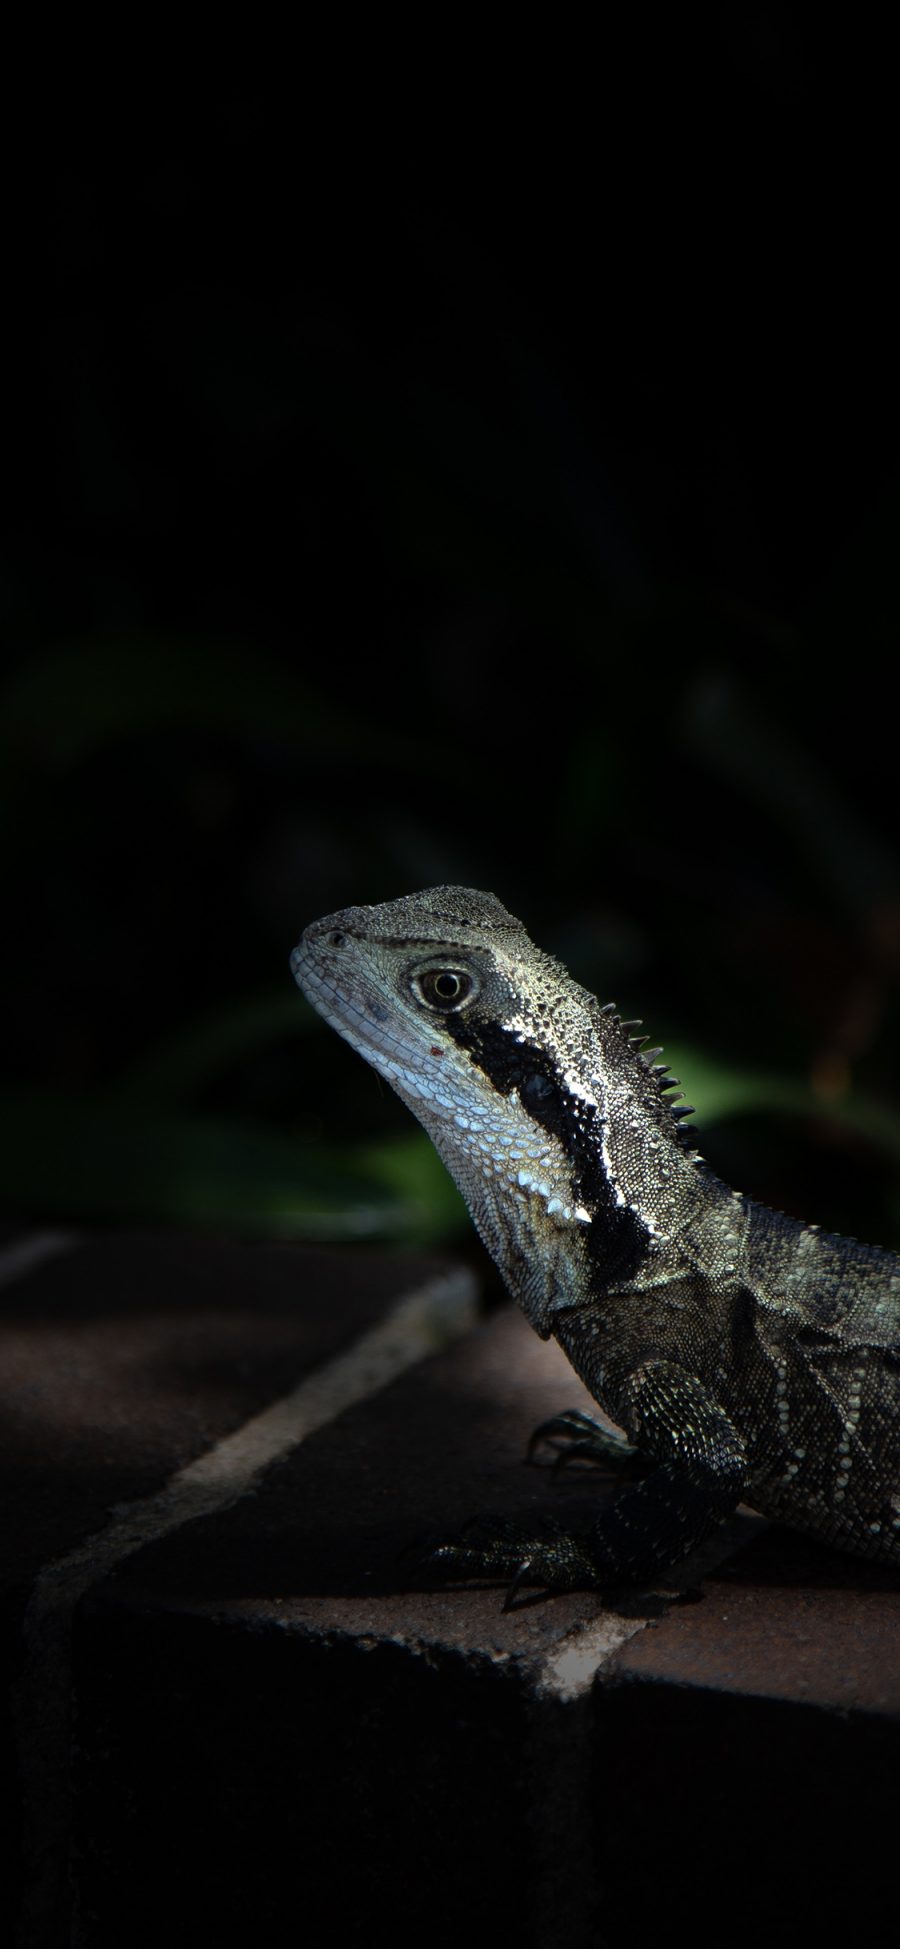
[292,887,900,1591]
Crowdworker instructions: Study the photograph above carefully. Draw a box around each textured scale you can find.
[292,886,900,1587]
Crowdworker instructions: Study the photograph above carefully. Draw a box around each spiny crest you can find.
[595,999,698,1151]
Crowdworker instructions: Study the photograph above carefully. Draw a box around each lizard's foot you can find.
[421,1512,604,1610]
[528,1409,642,1475]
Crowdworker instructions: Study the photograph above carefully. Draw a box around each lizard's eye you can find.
[412,968,476,1011]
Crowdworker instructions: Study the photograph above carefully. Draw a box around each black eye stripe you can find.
[441,1012,650,1284]
[443,1019,567,1131]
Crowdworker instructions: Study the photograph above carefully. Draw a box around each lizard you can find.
[291,885,900,1600]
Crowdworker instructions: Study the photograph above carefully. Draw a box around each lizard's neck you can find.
[594,1062,705,1242]
[405,1025,718,1330]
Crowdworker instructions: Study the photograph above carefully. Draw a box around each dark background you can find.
[5,24,900,1264]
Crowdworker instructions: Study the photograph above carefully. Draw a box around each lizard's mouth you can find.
[291,933,418,1078]
[291,937,363,1026]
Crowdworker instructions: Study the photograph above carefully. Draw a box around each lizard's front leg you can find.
[583,1360,749,1580]
[426,1361,748,1605]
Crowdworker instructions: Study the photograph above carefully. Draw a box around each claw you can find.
[501,1557,536,1612]
[528,1408,639,1474]
[412,1506,605,1602]
[527,1410,598,1463]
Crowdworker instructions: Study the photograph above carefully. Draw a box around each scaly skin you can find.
[292,886,900,1595]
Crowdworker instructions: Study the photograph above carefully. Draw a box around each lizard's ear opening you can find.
[410,967,479,1012]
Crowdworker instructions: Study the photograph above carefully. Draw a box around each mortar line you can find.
[0,1231,81,1288]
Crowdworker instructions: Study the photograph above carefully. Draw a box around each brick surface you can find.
[4,1231,900,1947]
[72,1308,633,1947]
[0,1230,456,1623]
[87,1304,625,1648]
[611,1523,900,1713]
[593,1530,900,1941]
[1,1232,476,1949]
[75,1302,900,1947]
[69,1304,764,1948]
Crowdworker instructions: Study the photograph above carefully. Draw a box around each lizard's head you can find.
[294,885,702,1307]
[295,883,607,1254]
[291,885,550,1119]
[292,886,690,1262]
